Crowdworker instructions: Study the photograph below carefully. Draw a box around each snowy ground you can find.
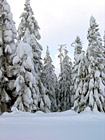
[0,109,105,140]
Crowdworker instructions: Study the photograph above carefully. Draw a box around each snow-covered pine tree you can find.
[58,45,64,73]
[42,46,58,112]
[12,0,51,113]
[72,36,87,113]
[57,45,64,110]
[86,16,105,112]
[103,32,105,109]
[102,31,105,86]
[0,0,17,113]
[104,31,105,48]
[58,45,72,111]
[12,41,39,112]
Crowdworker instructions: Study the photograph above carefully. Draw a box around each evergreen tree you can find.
[57,45,64,110]
[72,36,87,113]
[42,46,58,111]
[0,0,17,113]
[12,41,39,112]
[58,46,72,111]
[103,32,105,108]
[104,31,105,48]
[86,16,105,112]
[102,31,105,86]
[13,0,51,113]
[56,45,64,110]
[58,45,64,73]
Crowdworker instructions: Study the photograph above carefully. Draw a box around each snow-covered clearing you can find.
[0,109,105,140]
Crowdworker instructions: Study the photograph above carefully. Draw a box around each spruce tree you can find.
[72,36,87,113]
[86,16,105,112]
[12,41,39,112]
[0,0,17,113]
[58,46,72,111]
[102,32,105,86]
[56,45,63,110]
[13,0,51,113]
[42,46,58,112]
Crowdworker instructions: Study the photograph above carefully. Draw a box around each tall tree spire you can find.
[0,0,17,113]
[12,0,51,113]
[86,16,105,112]
[104,31,105,47]
[58,46,72,111]
[58,44,66,73]
[72,36,87,113]
[42,46,58,111]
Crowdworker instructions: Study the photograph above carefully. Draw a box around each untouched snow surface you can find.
[0,109,105,140]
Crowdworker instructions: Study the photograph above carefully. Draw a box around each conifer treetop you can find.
[87,16,102,47]
[72,36,83,63]
[18,0,41,41]
[44,46,52,64]
[90,16,96,27]
[103,31,105,47]
[72,36,82,54]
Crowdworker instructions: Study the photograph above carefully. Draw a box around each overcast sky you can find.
[8,0,105,73]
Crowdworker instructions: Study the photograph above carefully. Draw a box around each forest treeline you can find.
[0,0,105,114]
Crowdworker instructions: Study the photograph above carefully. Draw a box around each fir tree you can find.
[104,31,105,48]
[42,46,58,111]
[86,16,105,112]
[58,45,64,73]
[72,36,87,113]
[0,0,17,113]
[13,0,51,113]
[58,46,72,111]
[102,31,105,86]
[57,45,64,109]
[12,41,39,112]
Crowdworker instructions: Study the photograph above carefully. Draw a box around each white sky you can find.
[8,0,105,73]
